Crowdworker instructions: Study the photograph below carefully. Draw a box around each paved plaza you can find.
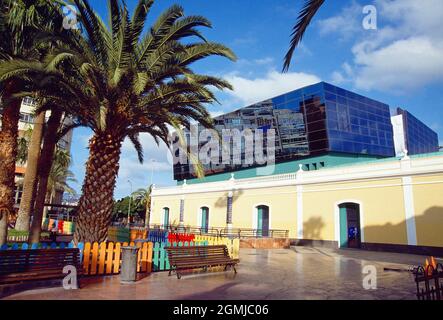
[4,247,436,300]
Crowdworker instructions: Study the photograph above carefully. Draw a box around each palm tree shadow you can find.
[214,189,244,209]
[176,282,240,300]
[303,216,325,240]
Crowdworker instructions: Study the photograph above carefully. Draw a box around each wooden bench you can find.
[0,248,82,288]
[166,245,239,279]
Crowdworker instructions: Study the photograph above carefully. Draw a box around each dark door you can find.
[201,207,209,233]
[257,206,270,237]
[339,203,361,248]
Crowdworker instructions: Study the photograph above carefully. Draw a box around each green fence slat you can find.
[159,243,166,271]
[164,242,170,270]
[153,242,160,271]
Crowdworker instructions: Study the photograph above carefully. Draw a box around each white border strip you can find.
[402,176,418,246]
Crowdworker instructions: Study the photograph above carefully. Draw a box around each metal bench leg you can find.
[233,264,237,274]
[177,272,182,279]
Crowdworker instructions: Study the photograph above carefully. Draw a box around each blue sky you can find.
[69,0,443,199]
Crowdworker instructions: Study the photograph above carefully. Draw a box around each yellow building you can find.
[151,152,443,255]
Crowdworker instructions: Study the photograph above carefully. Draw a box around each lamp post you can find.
[150,159,156,185]
[146,159,156,228]
[127,180,132,227]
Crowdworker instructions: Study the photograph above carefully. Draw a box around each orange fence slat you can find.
[113,242,121,274]
[105,242,114,274]
[147,242,153,273]
[90,242,99,275]
[83,242,91,274]
[140,242,148,273]
[98,242,107,274]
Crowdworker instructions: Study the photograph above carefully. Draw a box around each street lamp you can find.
[150,159,156,185]
[127,179,132,227]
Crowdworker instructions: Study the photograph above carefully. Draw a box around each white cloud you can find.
[322,0,443,93]
[317,1,362,40]
[331,62,354,84]
[115,133,173,196]
[224,69,321,106]
[254,57,274,65]
[353,37,443,92]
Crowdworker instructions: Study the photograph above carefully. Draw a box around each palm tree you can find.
[0,0,50,244]
[132,185,153,227]
[15,110,45,231]
[29,108,64,243]
[0,0,236,243]
[16,126,33,164]
[0,0,86,243]
[47,161,77,205]
[283,0,325,72]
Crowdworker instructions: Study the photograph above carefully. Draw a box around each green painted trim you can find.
[201,207,208,232]
[339,206,348,248]
[257,207,263,237]
[163,208,169,226]
[177,151,443,185]
[178,152,383,185]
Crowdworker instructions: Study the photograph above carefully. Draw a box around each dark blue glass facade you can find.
[396,108,439,155]
[323,82,394,157]
[174,82,396,180]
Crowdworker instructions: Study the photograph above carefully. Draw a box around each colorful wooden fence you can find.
[107,227,131,242]
[147,229,168,242]
[42,218,75,235]
[2,236,240,276]
[77,241,153,275]
[130,228,148,241]
[0,242,72,250]
[194,235,240,259]
[168,233,195,243]
[151,241,209,271]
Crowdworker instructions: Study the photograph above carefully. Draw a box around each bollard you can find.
[120,246,139,283]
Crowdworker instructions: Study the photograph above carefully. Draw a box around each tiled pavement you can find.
[4,247,436,300]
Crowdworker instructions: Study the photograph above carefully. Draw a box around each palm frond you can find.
[128,132,144,164]
[283,0,325,72]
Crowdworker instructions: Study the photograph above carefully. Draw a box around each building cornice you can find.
[152,154,443,197]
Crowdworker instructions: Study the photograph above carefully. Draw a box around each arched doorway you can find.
[339,203,361,248]
[256,205,270,237]
[162,207,170,228]
[200,207,209,233]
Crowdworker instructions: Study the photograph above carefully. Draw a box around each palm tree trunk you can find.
[145,197,151,228]
[15,111,45,231]
[29,110,62,244]
[0,89,21,245]
[74,132,123,243]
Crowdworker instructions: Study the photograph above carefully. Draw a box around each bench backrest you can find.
[0,248,81,275]
[166,245,230,262]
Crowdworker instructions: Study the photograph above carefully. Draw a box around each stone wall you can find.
[240,238,290,249]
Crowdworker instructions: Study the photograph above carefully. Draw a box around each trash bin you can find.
[120,246,139,283]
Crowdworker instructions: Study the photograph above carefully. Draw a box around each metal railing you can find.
[414,263,443,300]
[147,224,219,237]
[220,228,289,239]
[46,213,76,222]
[111,221,146,228]
[147,224,289,239]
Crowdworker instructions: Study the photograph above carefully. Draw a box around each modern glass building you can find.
[173,82,437,181]
[394,108,439,155]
